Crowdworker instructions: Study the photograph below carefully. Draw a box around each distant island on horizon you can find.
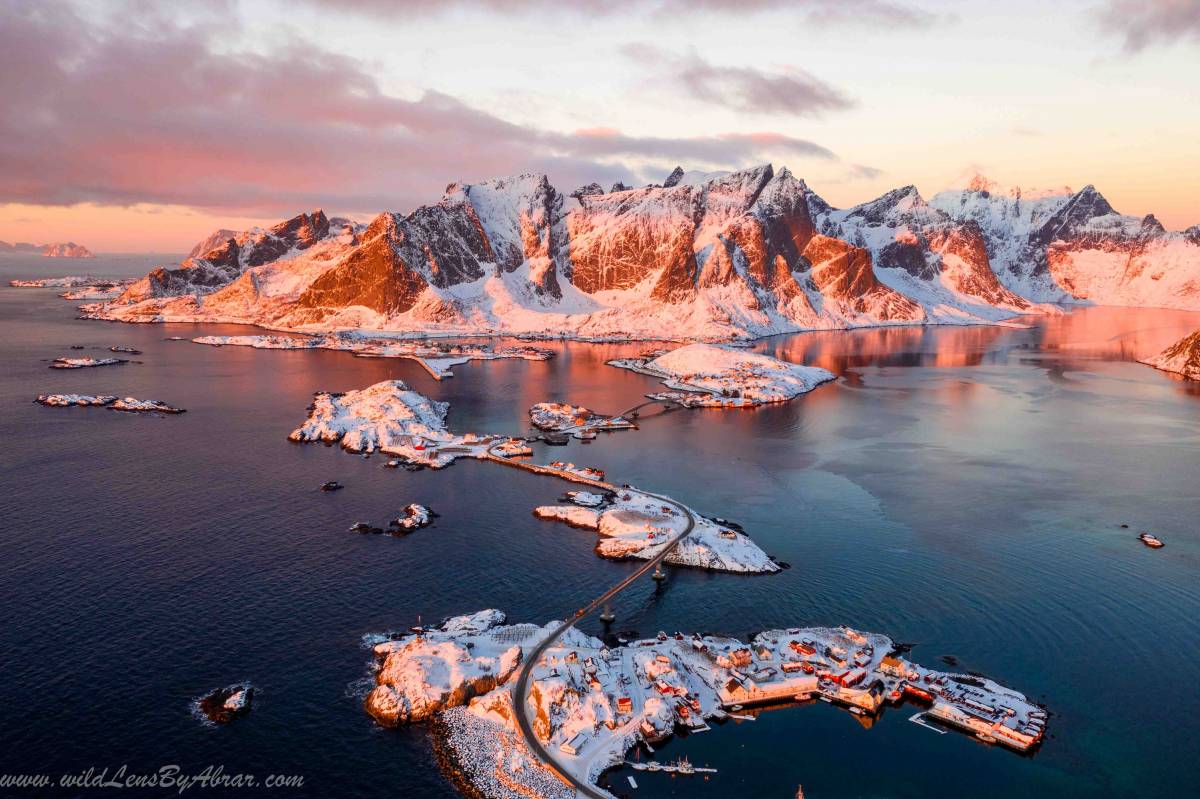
[0,240,94,258]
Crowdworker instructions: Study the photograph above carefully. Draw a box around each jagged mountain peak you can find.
[662,166,685,188]
[840,184,929,225]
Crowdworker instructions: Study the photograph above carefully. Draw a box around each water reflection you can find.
[755,307,1199,396]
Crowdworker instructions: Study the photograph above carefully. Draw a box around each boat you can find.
[645,761,662,772]
[1138,532,1164,548]
[673,757,695,775]
[320,480,343,491]
[384,460,400,468]
[849,706,866,716]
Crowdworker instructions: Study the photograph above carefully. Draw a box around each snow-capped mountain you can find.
[930,176,1200,308]
[92,166,1200,340]
[186,228,239,259]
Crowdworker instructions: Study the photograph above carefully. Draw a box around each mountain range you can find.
[0,241,95,258]
[92,166,1200,340]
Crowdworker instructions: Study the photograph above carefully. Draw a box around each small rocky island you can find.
[195,683,253,724]
[534,489,778,573]
[35,394,185,413]
[529,402,635,435]
[50,356,127,369]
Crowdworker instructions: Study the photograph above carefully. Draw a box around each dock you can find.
[626,761,717,775]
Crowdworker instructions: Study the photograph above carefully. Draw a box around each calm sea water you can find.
[1,254,1197,798]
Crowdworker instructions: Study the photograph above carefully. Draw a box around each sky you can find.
[1,0,1197,253]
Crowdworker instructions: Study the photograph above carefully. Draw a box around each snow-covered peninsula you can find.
[609,343,835,406]
[194,334,551,380]
[1140,331,1200,381]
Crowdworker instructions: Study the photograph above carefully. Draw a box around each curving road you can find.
[510,482,695,797]
[480,439,697,797]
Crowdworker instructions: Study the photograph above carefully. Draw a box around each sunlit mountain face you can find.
[86,166,1200,343]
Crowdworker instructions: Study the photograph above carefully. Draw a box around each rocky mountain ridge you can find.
[90,166,1200,340]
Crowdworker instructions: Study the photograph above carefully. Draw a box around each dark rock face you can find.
[662,166,685,188]
[878,239,932,278]
[841,186,922,226]
[1029,185,1118,261]
[570,183,604,200]
[1187,225,1200,247]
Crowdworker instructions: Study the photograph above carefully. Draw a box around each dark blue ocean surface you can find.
[1,255,1197,797]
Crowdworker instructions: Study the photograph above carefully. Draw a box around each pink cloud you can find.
[318,0,937,27]
[1098,0,1200,51]
[0,2,840,218]
[623,45,854,118]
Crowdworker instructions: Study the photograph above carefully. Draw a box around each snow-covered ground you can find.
[609,343,835,407]
[35,394,185,413]
[288,379,510,467]
[289,379,777,574]
[193,334,551,379]
[1139,330,1200,381]
[364,610,1047,798]
[35,393,117,407]
[393,503,435,532]
[529,402,634,433]
[10,275,101,288]
[534,487,779,574]
[49,356,127,369]
[59,285,125,300]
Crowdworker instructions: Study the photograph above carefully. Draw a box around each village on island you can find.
[365,610,1048,799]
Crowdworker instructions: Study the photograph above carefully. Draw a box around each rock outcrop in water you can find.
[1140,330,1200,381]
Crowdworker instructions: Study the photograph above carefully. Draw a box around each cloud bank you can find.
[624,46,855,117]
[1098,0,1200,51]
[0,2,839,218]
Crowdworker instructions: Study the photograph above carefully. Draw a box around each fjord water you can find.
[1,255,1198,798]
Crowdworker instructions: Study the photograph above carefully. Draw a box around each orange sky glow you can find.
[1,0,1196,253]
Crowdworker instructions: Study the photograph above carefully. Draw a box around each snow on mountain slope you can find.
[931,176,1200,309]
[187,229,239,259]
[90,166,1200,340]
[813,183,1047,320]
[1139,330,1200,381]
